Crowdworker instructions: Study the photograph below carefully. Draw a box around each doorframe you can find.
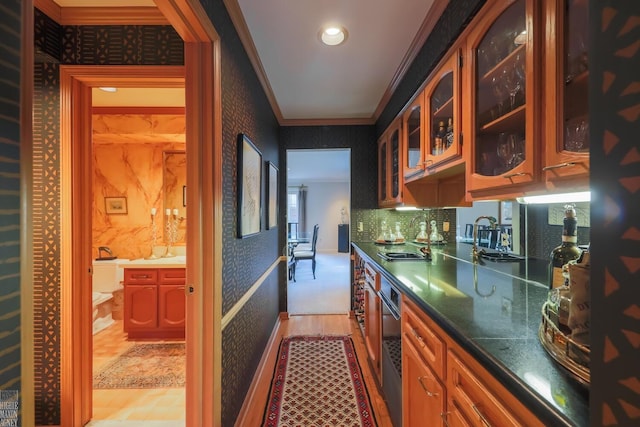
[59,1,222,425]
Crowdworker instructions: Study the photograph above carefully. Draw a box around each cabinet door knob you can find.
[502,172,527,179]
[440,411,452,427]
[410,327,425,347]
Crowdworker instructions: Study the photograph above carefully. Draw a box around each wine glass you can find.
[496,133,514,173]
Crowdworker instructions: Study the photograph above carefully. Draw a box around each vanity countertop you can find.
[352,241,589,427]
[118,256,186,268]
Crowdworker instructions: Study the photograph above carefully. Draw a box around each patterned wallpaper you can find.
[0,1,23,426]
[590,2,640,425]
[32,10,184,424]
[198,2,282,425]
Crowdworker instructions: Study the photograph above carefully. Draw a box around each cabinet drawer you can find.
[159,268,186,284]
[364,262,379,291]
[402,296,446,381]
[124,269,158,284]
[448,350,524,427]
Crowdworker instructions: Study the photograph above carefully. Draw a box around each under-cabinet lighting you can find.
[395,206,419,211]
[98,87,117,93]
[517,191,591,204]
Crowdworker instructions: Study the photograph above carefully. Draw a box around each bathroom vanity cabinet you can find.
[123,267,185,339]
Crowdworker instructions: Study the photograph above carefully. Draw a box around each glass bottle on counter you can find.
[548,204,582,289]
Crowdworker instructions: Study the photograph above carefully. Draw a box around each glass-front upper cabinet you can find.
[402,92,425,181]
[424,51,462,172]
[378,119,403,207]
[544,0,589,187]
[464,0,539,198]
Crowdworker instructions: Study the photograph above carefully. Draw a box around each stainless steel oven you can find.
[378,275,402,427]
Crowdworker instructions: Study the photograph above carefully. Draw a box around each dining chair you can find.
[293,224,319,279]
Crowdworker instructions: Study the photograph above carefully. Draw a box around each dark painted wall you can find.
[197,2,281,425]
[0,1,23,426]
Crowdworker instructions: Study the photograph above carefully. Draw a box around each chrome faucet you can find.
[471,215,497,264]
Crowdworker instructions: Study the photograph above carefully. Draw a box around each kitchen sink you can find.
[480,252,526,262]
[378,252,425,261]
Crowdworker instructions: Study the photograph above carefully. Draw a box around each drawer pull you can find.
[472,404,493,427]
[410,328,425,347]
[502,172,527,179]
[440,412,451,427]
[132,274,151,279]
[543,162,576,171]
[417,376,438,397]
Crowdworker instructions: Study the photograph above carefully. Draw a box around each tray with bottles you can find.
[539,301,590,387]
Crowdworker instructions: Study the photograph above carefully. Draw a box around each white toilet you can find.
[92,260,125,335]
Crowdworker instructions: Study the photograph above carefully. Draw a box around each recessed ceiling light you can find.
[320,26,347,46]
[98,87,118,93]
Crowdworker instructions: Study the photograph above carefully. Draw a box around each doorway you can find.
[57,4,222,425]
[89,87,186,422]
[286,149,351,315]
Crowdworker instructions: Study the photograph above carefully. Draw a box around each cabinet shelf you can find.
[479,104,525,134]
[479,43,525,85]
[433,97,453,117]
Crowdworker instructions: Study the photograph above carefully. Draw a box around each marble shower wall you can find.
[92,114,186,260]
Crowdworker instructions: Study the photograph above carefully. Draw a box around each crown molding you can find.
[373,0,450,120]
[34,0,168,25]
[279,117,376,127]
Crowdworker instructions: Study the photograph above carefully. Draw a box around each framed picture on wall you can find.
[105,196,128,214]
[266,161,278,229]
[237,133,262,238]
[500,200,513,225]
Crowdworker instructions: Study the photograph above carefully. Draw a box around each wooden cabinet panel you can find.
[124,268,158,285]
[158,284,186,328]
[402,328,446,427]
[124,267,185,339]
[124,285,157,330]
[378,119,403,207]
[464,0,542,199]
[448,349,526,427]
[403,296,445,380]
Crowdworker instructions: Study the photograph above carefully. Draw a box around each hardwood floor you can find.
[237,313,393,427]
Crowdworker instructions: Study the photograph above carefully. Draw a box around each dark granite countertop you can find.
[352,241,589,427]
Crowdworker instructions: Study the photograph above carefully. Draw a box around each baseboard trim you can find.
[234,313,286,427]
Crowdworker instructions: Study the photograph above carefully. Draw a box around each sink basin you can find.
[378,252,425,261]
[480,252,526,262]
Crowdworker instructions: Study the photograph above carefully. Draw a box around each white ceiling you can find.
[55,0,441,122]
[235,0,436,121]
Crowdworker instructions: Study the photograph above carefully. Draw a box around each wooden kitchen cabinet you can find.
[464,0,542,199]
[402,295,544,426]
[402,92,425,181]
[424,50,463,174]
[124,267,185,339]
[378,118,403,207]
[363,262,382,382]
[543,0,590,188]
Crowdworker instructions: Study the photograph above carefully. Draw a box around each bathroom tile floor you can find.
[92,320,185,422]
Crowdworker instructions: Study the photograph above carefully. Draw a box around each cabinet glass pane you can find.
[429,71,454,156]
[475,0,526,176]
[406,107,421,169]
[563,0,589,152]
[390,129,400,198]
[380,141,387,200]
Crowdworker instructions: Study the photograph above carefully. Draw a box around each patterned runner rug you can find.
[93,343,185,389]
[262,335,377,427]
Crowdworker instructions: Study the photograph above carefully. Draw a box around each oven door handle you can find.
[378,290,401,320]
